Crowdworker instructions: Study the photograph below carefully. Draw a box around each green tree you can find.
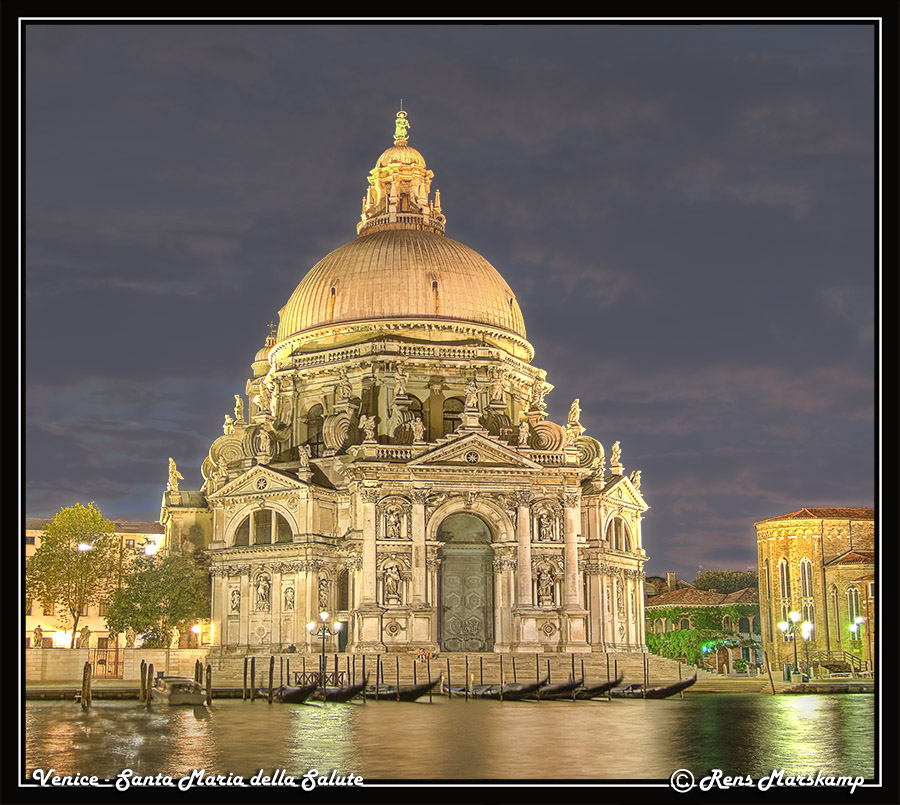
[106,553,210,648]
[25,503,121,647]
[693,569,759,594]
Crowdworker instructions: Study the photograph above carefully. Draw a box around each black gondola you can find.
[609,674,697,699]
[310,678,368,703]
[274,683,319,703]
[441,677,548,701]
[529,677,583,700]
[366,679,440,702]
[571,675,625,699]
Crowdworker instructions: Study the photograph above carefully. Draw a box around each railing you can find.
[375,446,414,461]
[294,670,346,686]
[529,451,565,465]
[809,650,866,673]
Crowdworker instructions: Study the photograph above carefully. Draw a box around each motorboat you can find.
[150,676,206,706]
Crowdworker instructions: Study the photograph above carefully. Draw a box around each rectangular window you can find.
[125,538,135,549]
[98,601,108,617]
[25,535,36,545]
[81,604,90,616]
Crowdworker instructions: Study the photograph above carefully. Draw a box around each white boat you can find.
[150,676,206,705]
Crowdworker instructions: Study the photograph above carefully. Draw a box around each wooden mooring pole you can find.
[427,657,432,703]
[250,657,256,701]
[139,659,147,703]
[268,656,275,703]
[206,664,213,706]
[242,657,248,700]
[80,661,91,709]
[464,655,468,700]
[446,657,452,699]
[396,656,401,702]
[512,655,517,683]
[146,663,154,708]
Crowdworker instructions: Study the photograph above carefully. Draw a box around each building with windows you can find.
[755,507,875,673]
[160,112,650,656]
[25,518,164,648]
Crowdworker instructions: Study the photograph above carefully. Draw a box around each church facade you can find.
[161,113,649,655]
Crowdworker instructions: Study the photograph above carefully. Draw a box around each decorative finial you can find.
[394,110,410,145]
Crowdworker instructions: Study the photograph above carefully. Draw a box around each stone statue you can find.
[411,417,425,442]
[215,455,228,483]
[32,624,43,647]
[284,586,295,612]
[630,470,642,490]
[611,441,621,465]
[76,625,91,648]
[258,429,271,455]
[223,415,235,435]
[359,415,377,442]
[339,369,352,400]
[125,628,136,648]
[230,589,240,613]
[318,578,329,610]
[385,508,402,538]
[234,394,244,422]
[298,444,311,468]
[538,570,554,607]
[384,564,402,604]
[256,577,271,611]
[538,514,554,541]
[395,365,408,397]
[464,379,478,410]
[394,110,410,143]
[167,458,183,492]
[490,370,506,403]
[530,378,547,412]
[270,384,281,420]
[253,382,272,417]
[568,399,581,428]
[518,419,530,447]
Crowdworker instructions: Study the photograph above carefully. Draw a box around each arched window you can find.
[337,569,350,611]
[723,615,733,631]
[778,559,791,599]
[233,510,293,547]
[799,558,813,598]
[443,397,464,436]
[605,517,631,552]
[679,618,691,630]
[738,617,751,634]
[306,404,325,458]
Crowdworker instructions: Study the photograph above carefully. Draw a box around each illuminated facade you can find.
[24,518,164,648]
[161,113,650,655]
[755,507,875,673]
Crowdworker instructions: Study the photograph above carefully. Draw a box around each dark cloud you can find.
[23,22,878,583]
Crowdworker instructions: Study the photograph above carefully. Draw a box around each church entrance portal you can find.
[437,513,494,652]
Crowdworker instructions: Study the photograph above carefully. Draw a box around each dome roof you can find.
[275,112,528,351]
[277,228,526,341]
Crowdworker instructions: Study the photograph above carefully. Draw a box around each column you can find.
[562,491,580,606]
[360,485,379,604]
[411,490,427,604]
[515,491,533,605]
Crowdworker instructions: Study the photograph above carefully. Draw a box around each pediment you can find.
[407,432,543,470]
[208,464,308,500]
[601,473,649,510]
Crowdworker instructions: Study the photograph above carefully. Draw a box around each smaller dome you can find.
[376,145,426,169]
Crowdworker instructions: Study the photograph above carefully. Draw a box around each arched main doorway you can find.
[437,513,494,652]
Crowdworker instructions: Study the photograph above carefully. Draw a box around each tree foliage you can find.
[693,569,759,594]
[26,503,122,647]
[105,553,210,648]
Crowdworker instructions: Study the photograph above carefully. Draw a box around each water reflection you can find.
[25,694,874,782]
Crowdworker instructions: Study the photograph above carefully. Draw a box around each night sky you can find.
[23,22,878,583]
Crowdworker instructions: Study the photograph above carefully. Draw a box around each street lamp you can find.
[306,611,342,687]
[800,620,813,679]
[777,610,802,676]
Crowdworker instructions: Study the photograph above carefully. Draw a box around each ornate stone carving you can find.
[230,589,241,612]
[283,586,295,611]
[360,485,381,504]
[255,574,271,611]
[383,562,403,605]
[234,394,244,423]
[167,458,183,493]
[630,470,642,490]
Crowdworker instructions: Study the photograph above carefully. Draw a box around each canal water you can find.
[24,694,875,785]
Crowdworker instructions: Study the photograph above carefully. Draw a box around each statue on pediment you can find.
[32,625,43,647]
[223,415,235,435]
[359,414,377,442]
[395,364,409,397]
[411,417,425,442]
[298,444,311,468]
[167,458,183,492]
[490,369,506,403]
[464,379,478,410]
[611,441,621,465]
[518,418,530,447]
[234,394,244,423]
[630,470,641,490]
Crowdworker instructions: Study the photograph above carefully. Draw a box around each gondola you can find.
[609,674,697,700]
[310,678,368,703]
[527,677,584,700]
[441,676,548,701]
[366,678,440,702]
[272,683,319,703]
[571,675,625,700]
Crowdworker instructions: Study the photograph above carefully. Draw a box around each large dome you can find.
[274,112,528,357]
[277,228,526,342]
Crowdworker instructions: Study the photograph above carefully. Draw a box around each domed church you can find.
[161,112,649,655]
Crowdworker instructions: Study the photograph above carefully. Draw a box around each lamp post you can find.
[800,620,812,680]
[777,610,802,676]
[306,611,342,687]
